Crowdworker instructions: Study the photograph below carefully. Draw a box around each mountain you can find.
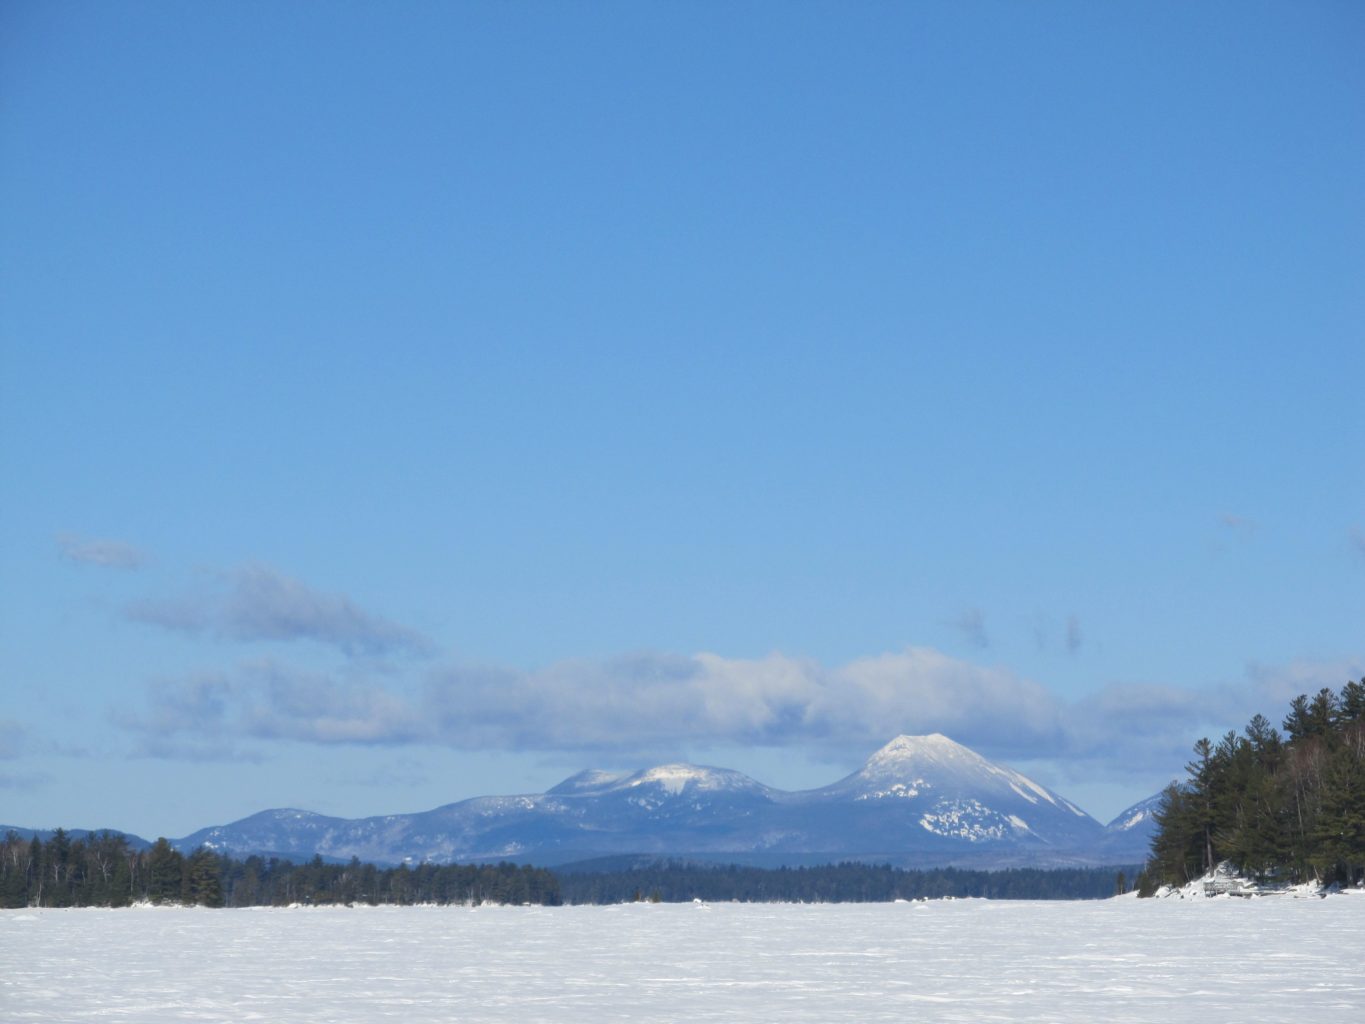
[0,825,151,850]
[1093,790,1167,863]
[783,734,1104,859]
[167,735,1140,868]
[180,762,785,866]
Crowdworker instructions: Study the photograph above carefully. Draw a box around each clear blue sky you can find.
[2,1,1362,838]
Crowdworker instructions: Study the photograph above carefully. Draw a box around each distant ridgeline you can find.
[1,832,1136,907]
[1137,678,1365,895]
[555,859,1140,904]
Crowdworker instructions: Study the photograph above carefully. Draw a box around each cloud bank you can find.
[117,647,1363,781]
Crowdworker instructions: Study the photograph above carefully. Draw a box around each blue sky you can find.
[2,1,1362,839]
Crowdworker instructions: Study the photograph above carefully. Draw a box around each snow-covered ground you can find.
[3,897,1362,1022]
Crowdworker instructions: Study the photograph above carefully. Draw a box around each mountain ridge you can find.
[161,735,1158,868]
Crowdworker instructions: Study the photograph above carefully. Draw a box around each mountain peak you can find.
[877,733,960,753]
[819,735,1098,829]
[546,769,630,796]
[626,763,772,797]
[866,733,978,768]
[548,763,770,799]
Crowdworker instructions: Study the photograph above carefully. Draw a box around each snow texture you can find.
[4,896,1363,1022]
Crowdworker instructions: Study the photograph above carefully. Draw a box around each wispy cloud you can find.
[949,608,989,650]
[57,532,147,569]
[109,673,263,761]
[0,721,46,789]
[114,661,425,755]
[127,564,429,657]
[0,771,50,790]
[1244,657,1365,707]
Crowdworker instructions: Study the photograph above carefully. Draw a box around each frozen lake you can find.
[3,897,1362,1022]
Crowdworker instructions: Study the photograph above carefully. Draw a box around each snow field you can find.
[2,896,1362,1023]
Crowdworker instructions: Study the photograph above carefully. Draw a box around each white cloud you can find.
[115,649,1365,784]
[117,647,1064,761]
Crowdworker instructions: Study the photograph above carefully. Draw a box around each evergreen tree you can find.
[146,838,185,904]
[1311,735,1365,883]
[1143,683,1365,890]
[184,848,224,907]
[1148,783,1201,883]
[1340,678,1365,723]
[1185,739,1218,873]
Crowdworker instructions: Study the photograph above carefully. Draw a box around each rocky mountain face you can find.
[173,735,1156,868]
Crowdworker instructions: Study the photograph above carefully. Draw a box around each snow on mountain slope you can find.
[170,736,1129,867]
[178,808,358,858]
[1091,789,1167,863]
[806,735,1101,847]
[550,764,775,799]
[1105,791,1166,834]
[824,735,1086,813]
[546,769,631,795]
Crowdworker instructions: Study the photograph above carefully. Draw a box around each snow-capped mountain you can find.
[179,763,784,866]
[1093,790,1167,862]
[170,736,1140,868]
[792,734,1102,854]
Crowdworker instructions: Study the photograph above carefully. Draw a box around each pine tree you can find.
[184,848,224,907]
[1339,679,1365,724]
[1186,738,1219,873]
[146,839,185,904]
[1312,732,1365,884]
[1149,783,1201,884]
[1142,684,1365,890]
[1284,694,1313,741]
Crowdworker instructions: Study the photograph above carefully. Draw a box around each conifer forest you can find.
[1139,679,1365,892]
[0,834,561,908]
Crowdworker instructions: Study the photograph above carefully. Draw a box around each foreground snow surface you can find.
[4,898,1363,1023]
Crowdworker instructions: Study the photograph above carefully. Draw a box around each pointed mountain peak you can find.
[817,735,1099,829]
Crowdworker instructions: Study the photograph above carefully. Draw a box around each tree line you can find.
[0,832,561,908]
[2,828,1140,907]
[1139,679,1365,893]
[558,860,1139,903]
